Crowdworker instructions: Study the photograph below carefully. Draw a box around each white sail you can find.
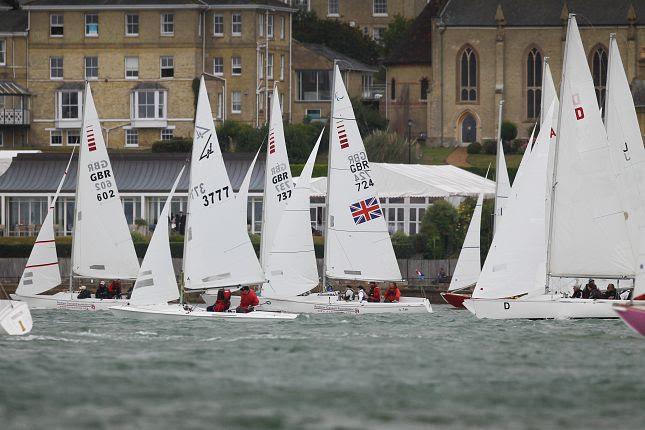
[260,86,294,269]
[130,168,184,305]
[71,83,139,279]
[16,151,75,296]
[183,77,264,290]
[238,147,261,232]
[542,58,560,243]
[495,141,510,222]
[547,16,634,279]
[474,101,555,299]
[510,123,536,199]
[604,35,645,299]
[325,66,401,282]
[263,131,323,298]
[448,193,483,291]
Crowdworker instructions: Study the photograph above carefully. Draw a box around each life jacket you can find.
[214,290,232,312]
[239,289,259,309]
[384,287,401,302]
[370,286,381,301]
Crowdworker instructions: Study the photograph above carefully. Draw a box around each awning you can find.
[0,81,30,96]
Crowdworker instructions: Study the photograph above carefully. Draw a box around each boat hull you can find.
[440,292,471,309]
[464,295,628,319]
[614,304,645,336]
[0,300,33,335]
[109,303,299,320]
[251,295,432,314]
[11,292,129,311]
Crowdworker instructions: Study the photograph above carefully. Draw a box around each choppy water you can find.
[1,305,644,430]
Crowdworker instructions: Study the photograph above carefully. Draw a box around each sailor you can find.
[367,282,381,302]
[357,286,367,302]
[604,284,619,300]
[344,286,355,301]
[588,282,603,300]
[108,280,122,299]
[384,283,401,303]
[236,286,259,313]
[208,289,232,312]
[95,281,110,299]
[581,283,592,299]
[571,285,582,298]
[77,285,91,299]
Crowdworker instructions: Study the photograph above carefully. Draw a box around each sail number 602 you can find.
[202,186,230,206]
[97,190,115,201]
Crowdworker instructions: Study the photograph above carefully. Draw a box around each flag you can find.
[350,197,382,225]
[416,270,425,280]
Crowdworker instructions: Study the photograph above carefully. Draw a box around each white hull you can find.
[11,292,129,311]
[0,300,33,335]
[254,294,432,314]
[464,295,627,319]
[109,303,299,321]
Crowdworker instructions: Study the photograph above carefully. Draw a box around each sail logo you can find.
[337,121,349,149]
[350,197,382,225]
[269,130,276,154]
[86,126,97,152]
[572,93,584,121]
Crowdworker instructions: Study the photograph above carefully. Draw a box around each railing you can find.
[361,84,386,100]
[0,108,31,125]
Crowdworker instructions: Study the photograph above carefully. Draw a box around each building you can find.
[385,0,645,145]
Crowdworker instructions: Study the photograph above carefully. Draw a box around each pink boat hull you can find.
[614,304,645,336]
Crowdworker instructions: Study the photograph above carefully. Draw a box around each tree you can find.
[352,98,387,136]
[380,15,414,58]
[364,130,410,163]
[419,200,458,259]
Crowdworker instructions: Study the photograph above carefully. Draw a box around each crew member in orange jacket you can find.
[236,286,259,313]
[213,289,232,312]
[367,282,381,302]
[383,283,401,303]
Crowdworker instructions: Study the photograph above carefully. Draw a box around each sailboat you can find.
[0,300,32,335]
[12,83,138,310]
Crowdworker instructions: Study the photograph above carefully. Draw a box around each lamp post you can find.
[407,119,413,164]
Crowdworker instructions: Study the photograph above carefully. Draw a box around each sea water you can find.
[1,305,644,430]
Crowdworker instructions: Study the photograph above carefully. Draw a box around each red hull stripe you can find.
[25,261,59,269]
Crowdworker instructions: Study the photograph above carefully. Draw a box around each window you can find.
[390,78,395,100]
[0,40,5,65]
[85,13,98,37]
[363,27,369,36]
[213,14,224,36]
[160,56,174,78]
[373,27,385,42]
[125,129,139,147]
[306,108,321,119]
[134,90,166,120]
[328,0,339,16]
[409,205,426,235]
[232,91,242,113]
[267,54,274,79]
[280,16,285,39]
[258,14,264,36]
[267,15,274,38]
[50,130,62,146]
[161,129,173,141]
[459,46,477,102]
[50,56,63,80]
[161,13,174,36]
[373,0,388,15]
[232,13,242,36]
[60,91,80,119]
[125,56,139,79]
[216,92,223,118]
[420,77,429,101]
[0,131,3,147]
[85,56,98,79]
[526,47,542,119]
[232,56,242,75]
[50,14,64,37]
[213,57,224,75]
[297,70,331,101]
[126,14,139,36]
[362,73,373,98]
[67,129,80,146]
[591,45,608,110]
[280,55,285,80]
[384,199,404,233]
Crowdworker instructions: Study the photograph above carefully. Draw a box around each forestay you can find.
[72,84,139,279]
[130,168,184,306]
[183,77,264,290]
[325,66,401,282]
[263,131,323,298]
[604,35,645,299]
[260,86,294,269]
[448,193,483,291]
[16,151,75,296]
[547,16,634,279]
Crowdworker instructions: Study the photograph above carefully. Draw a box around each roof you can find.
[0,152,266,193]
[202,0,296,11]
[0,9,28,33]
[295,41,377,73]
[0,81,30,96]
[440,0,645,27]
[307,164,495,198]
[133,82,168,91]
[21,0,204,9]
[384,1,440,65]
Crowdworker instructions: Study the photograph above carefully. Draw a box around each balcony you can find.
[0,82,31,127]
[0,108,30,126]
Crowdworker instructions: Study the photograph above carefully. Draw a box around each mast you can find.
[541,57,549,125]
[603,34,615,128]
[493,99,504,235]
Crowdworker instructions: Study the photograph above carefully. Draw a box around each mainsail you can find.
[183,77,264,290]
[263,132,323,298]
[547,16,634,279]
[448,193,483,292]
[495,142,511,223]
[542,58,560,243]
[324,65,401,281]
[130,168,184,306]
[238,147,261,232]
[71,83,139,279]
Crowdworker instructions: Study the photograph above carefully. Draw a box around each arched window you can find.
[591,45,608,109]
[460,112,477,143]
[459,46,477,102]
[526,47,542,120]
[390,78,396,100]
[420,77,429,100]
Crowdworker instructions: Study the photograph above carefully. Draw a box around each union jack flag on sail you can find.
[350,197,382,225]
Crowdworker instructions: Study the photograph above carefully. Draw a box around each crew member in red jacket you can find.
[383,283,401,303]
[213,289,232,312]
[236,286,259,313]
[367,282,381,302]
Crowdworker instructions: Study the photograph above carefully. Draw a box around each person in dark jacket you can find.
[581,283,592,299]
[236,286,259,313]
[571,285,582,298]
[77,285,91,299]
[604,284,619,300]
[367,282,381,302]
[95,281,110,299]
[589,283,603,299]
[108,280,122,299]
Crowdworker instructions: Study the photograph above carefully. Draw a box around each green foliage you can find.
[352,98,388,136]
[290,163,327,177]
[380,15,414,58]
[151,138,192,153]
[216,120,242,152]
[466,142,482,154]
[364,130,412,163]
[482,139,497,155]
[501,121,518,142]
[134,218,147,227]
[419,200,458,259]
[131,231,147,242]
[284,123,323,163]
[479,199,495,262]
[455,197,476,247]
[293,11,379,65]
[390,231,415,258]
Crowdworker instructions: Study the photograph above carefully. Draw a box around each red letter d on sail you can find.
[575,107,585,121]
